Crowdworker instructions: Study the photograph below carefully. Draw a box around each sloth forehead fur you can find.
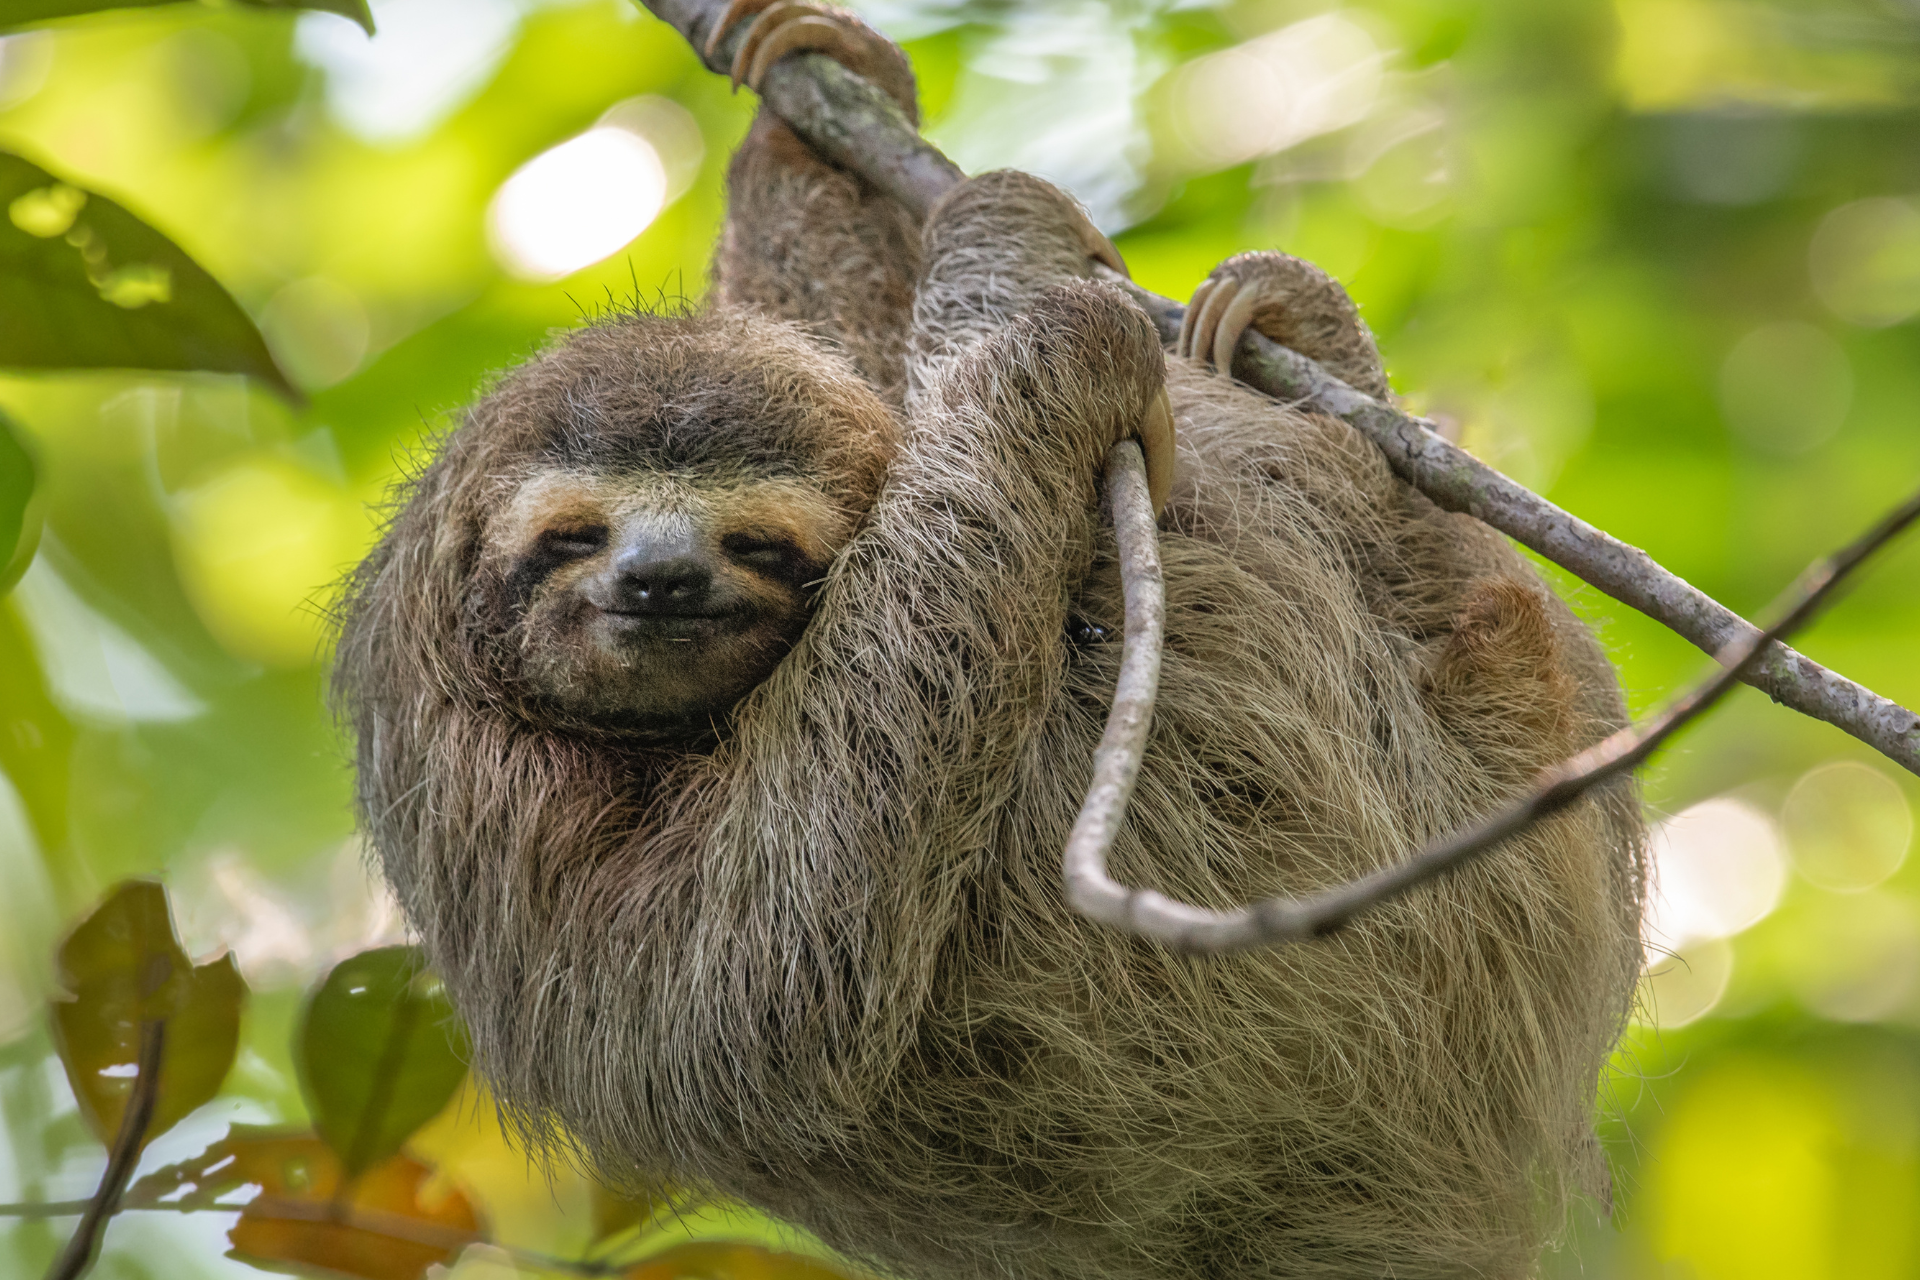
[334,291,1646,1280]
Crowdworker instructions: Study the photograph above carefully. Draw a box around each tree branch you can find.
[635,0,1919,777]
[45,1020,164,1280]
[1070,480,1920,954]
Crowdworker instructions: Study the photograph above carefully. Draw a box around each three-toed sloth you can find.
[333,9,1644,1278]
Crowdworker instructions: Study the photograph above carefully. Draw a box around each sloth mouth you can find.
[598,606,757,641]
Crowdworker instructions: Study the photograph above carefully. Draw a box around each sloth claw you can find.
[1060,205,1126,279]
[1178,274,1255,376]
[1178,252,1390,398]
[1137,385,1176,515]
[712,0,913,116]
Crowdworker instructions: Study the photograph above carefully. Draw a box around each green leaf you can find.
[0,0,374,36]
[298,946,470,1178]
[49,880,248,1148]
[0,150,297,397]
[0,407,37,595]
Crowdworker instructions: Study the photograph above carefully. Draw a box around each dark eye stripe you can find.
[540,526,608,559]
[721,533,814,586]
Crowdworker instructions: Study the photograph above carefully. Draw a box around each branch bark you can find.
[1070,478,1920,954]
[637,0,1919,777]
[45,1020,164,1280]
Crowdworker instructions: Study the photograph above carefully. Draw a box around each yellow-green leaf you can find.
[0,408,36,596]
[298,946,470,1178]
[0,0,374,35]
[49,880,247,1147]
[592,1182,679,1243]
[624,1241,869,1280]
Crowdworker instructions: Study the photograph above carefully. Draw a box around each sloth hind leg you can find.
[1178,251,1391,401]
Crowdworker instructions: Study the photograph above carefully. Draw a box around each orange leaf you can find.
[131,1126,485,1280]
[624,1241,868,1280]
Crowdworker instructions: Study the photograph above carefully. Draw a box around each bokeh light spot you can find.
[296,0,523,144]
[261,276,371,391]
[1169,14,1383,172]
[486,127,668,282]
[1784,761,1913,893]
[1717,321,1851,456]
[1810,197,1920,328]
[1646,796,1786,949]
[1641,936,1734,1028]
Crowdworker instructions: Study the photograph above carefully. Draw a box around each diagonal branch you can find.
[636,0,1919,777]
[1069,475,1920,954]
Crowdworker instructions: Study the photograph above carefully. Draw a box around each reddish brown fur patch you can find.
[1427,577,1582,779]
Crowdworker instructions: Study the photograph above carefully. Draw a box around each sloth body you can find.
[335,40,1644,1280]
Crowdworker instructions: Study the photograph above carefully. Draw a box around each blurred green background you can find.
[1,0,1918,1276]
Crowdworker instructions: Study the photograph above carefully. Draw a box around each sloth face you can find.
[485,466,857,739]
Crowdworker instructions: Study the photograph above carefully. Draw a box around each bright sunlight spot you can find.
[1646,797,1786,950]
[1168,14,1384,172]
[486,126,669,282]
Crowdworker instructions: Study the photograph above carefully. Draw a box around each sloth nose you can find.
[608,547,715,616]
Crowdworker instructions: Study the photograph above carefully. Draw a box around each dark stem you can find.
[44,1019,165,1280]
[1074,481,1920,953]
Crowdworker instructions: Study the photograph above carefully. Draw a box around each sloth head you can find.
[366,309,897,742]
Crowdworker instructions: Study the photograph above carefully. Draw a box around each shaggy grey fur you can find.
[334,82,1645,1280]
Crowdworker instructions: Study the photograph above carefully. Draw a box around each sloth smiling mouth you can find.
[598,606,756,641]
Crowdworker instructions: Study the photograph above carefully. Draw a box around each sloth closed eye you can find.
[722,533,807,580]
[539,526,608,559]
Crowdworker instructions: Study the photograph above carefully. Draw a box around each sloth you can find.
[332,5,1646,1278]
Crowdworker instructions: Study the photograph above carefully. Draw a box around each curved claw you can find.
[1211,286,1258,377]
[1137,386,1176,515]
[1177,277,1216,359]
[1185,276,1240,369]
[705,0,776,59]
[741,12,868,94]
[1083,226,1128,279]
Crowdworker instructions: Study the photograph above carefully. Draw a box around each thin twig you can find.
[1119,290,1920,777]
[636,0,1919,777]
[45,1020,165,1280]
[1070,481,1920,954]
[0,1193,770,1279]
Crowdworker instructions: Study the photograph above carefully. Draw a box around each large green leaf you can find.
[49,880,249,1148]
[0,150,297,396]
[298,946,470,1178]
[0,407,36,595]
[0,0,374,35]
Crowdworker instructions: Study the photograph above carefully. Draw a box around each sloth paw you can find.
[708,0,918,120]
[1176,251,1389,399]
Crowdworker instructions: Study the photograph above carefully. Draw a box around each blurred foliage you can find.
[0,2,375,37]
[295,945,464,1178]
[0,150,295,393]
[49,880,243,1149]
[0,406,36,588]
[0,0,1914,1277]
